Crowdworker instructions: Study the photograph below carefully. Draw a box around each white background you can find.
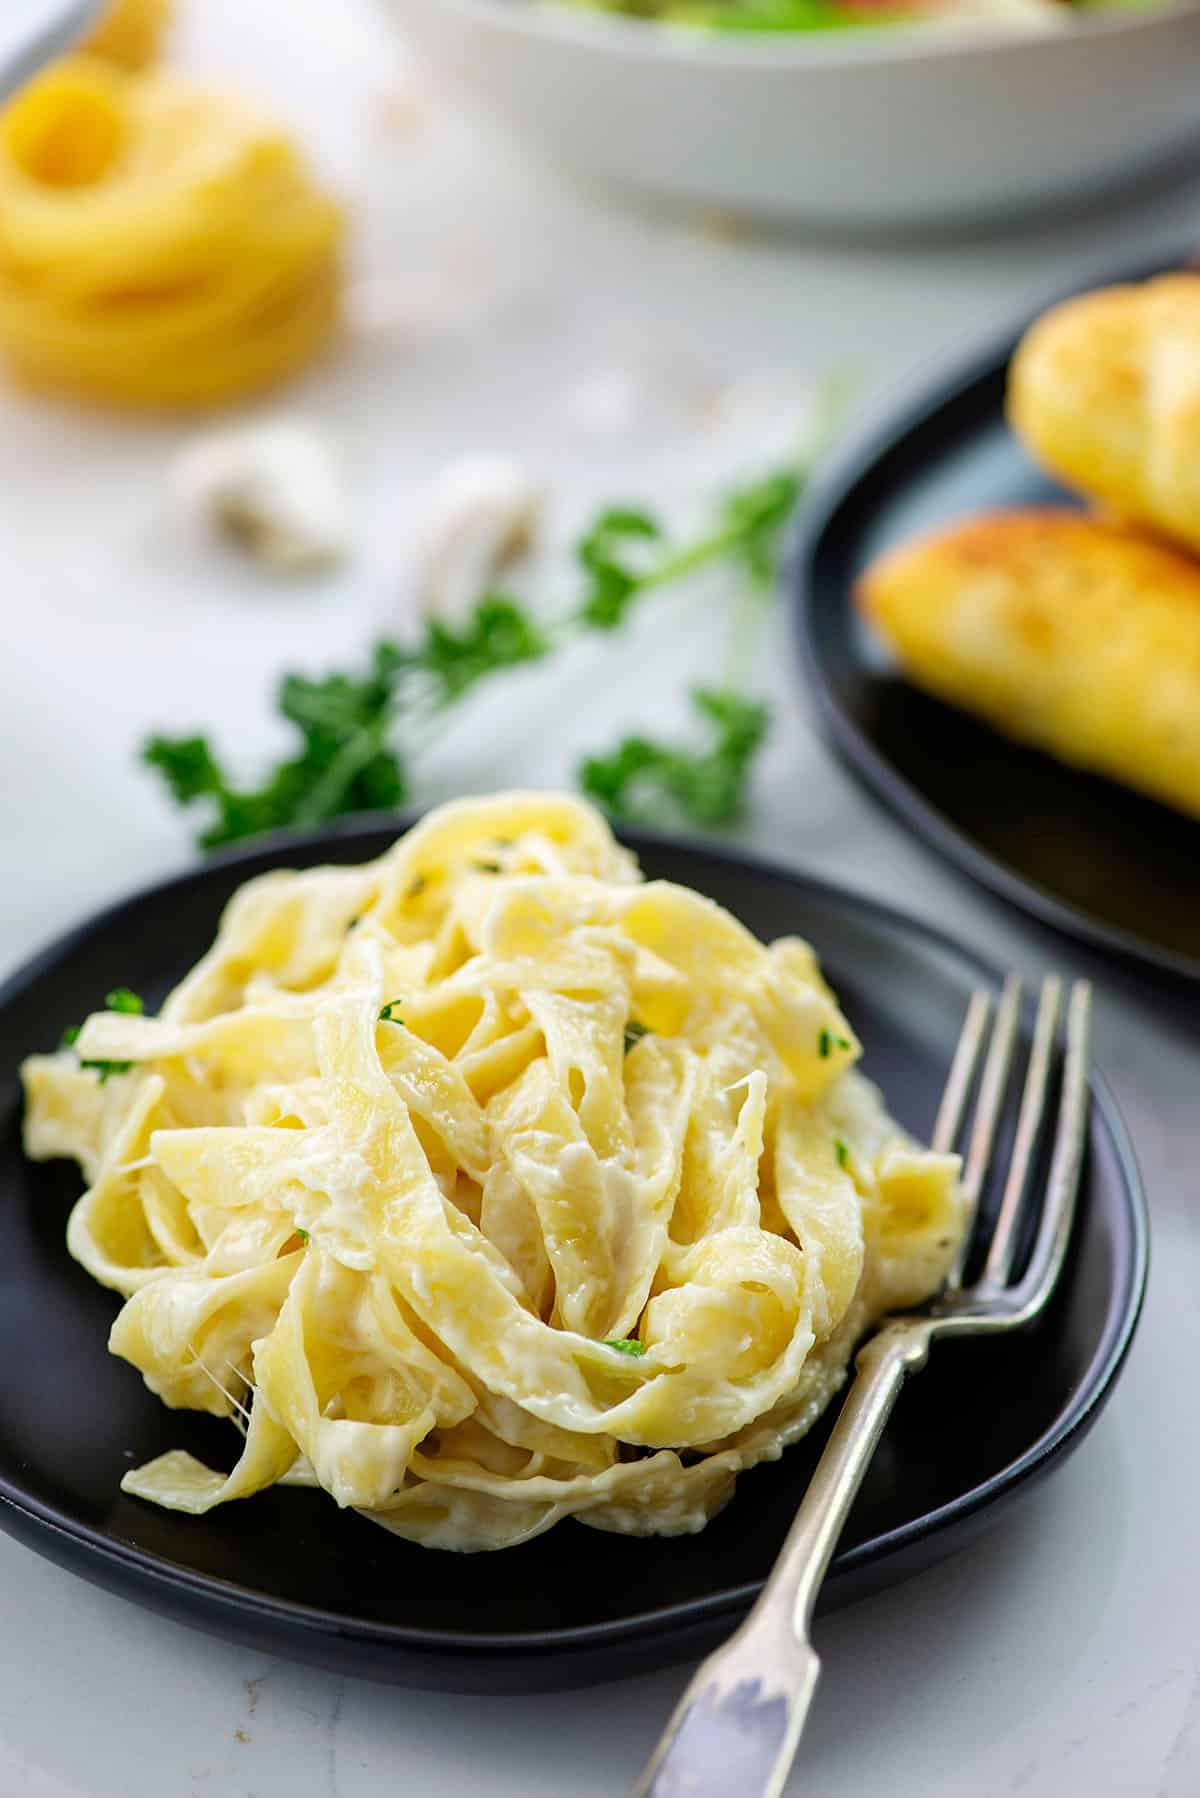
[2,2,1200,1793]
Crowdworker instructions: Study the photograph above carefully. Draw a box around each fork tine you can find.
[946,973,1022,1288]
[932,989,991,1155]
[1016,981,1091,1312]
[980,976,1062,1290]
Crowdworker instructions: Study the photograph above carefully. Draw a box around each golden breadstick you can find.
[1008,273,1200,557]
[857,508,1200,819]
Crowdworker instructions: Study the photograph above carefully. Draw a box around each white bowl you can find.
[384,0,1200,228]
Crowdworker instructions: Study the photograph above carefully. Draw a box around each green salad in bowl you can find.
[386,0,1200,229]
[548,0,1162,30]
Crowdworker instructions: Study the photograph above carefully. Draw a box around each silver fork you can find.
[635,974,1091,1798]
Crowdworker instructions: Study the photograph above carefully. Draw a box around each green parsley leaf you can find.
[59,1025,80,1049]
[141,603,547,850]
[141,733,228,806]
[576,507,663,631]
[379,1001,405,1024]
[817,1028,851,1059]
[833,1137,849,1170]
[296,1228,310,1245]
[106,988,144,1015]
[623,1020,650,1053]
[80,1059,133,1083]
[718,468,802,584]
[143,640,411,850]
[417,595,548,705]
[580,688,769,830]
[603,1338,647,1357]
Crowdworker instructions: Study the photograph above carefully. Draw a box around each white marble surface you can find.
[2,2,1200,1793]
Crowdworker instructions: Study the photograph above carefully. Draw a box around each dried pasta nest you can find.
[0,56,343,409]
[83,0,172,71]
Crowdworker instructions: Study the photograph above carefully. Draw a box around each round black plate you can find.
[794,251,1200,984]
[0,823,1147,1692]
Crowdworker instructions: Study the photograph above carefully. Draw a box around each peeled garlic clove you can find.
[407,455,541,621]
[170,420,349,574]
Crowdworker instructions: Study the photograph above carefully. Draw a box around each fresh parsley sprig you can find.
[580,688,769,829]
[142,392,842,849]
[145,646,411,851]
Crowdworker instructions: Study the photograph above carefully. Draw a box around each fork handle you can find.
[634,1320,932,1798]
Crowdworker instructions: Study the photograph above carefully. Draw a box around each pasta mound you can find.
[21,794,965,1552]
[83,0,171,71]
[0,57,342,409]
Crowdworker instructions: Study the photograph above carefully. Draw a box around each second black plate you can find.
[795,255,1200,983]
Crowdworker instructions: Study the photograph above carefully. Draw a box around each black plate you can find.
[0,823,1147,1692]
[794,252,1200,984]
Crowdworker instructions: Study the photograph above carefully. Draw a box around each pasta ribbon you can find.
[22,793,966,1550]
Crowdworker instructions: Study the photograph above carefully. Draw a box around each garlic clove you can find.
[406,454,542,622]
[170,419,349,575]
